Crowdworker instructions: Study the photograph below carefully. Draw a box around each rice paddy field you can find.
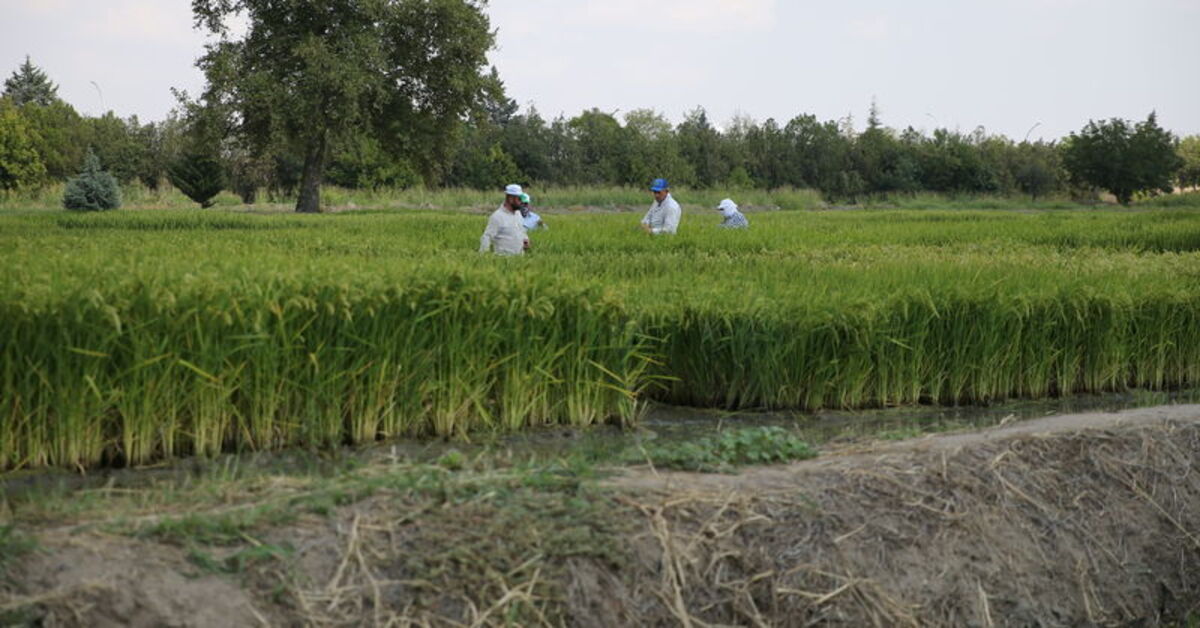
[2,206,1199,470]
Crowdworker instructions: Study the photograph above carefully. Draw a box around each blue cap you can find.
[649,178,669,192]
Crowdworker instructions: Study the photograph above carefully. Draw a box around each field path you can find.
[612,403,1200,493]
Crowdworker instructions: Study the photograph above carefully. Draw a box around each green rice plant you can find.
[2,208,1199,469]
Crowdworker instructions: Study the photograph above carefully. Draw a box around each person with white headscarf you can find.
[715,198,749,229]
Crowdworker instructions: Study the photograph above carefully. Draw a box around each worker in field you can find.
[641,178,681,235]
[519,193,546,231]
[480,183,530,255]
[715,198,749,229]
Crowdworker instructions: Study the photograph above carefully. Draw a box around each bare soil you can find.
[4,405,1199,626]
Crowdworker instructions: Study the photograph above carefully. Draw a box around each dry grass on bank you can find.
[3,408,1199,626]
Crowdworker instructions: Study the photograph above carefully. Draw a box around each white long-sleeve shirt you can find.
[480,206,527,255]
[641,194,681,234]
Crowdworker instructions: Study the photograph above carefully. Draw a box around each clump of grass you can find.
[0,525,37,577]
[633,427,817,472]
[137,507,297,546]
[186,543,293,575]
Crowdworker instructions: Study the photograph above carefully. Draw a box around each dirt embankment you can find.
[4,406,1200,626]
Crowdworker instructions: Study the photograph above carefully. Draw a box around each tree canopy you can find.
[1063,113,1182,205]
[192,0,496,212]
[2,56,59,107]
[0,98,47,190]
[1178,135,1200,191]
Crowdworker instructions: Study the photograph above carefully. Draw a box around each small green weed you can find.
[633,426,817,472]
[436,449,467,471]
[186,543,292,575]
[138,506,296,546]
[0,524,37,576]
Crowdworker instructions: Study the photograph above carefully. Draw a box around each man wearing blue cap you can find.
[641,178,681,235]
[480,183,530,255]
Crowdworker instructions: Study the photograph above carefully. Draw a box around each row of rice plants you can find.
[2,208,1198,469]
[0,268,653,469]
[648,285,1200,409]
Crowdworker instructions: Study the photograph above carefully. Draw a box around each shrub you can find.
[62,149,120,211]
[168,150,225,208]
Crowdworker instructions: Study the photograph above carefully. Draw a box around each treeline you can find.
[3,56,1199,206]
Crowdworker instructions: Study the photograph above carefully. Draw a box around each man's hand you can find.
[641,223,652,234]
[523,238,531,251]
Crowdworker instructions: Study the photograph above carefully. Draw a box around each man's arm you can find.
[660,201,681,234]
[641,205,656,233]
[480,214,499,252]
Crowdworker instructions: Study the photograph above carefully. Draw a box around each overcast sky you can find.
[2,0,1197,141]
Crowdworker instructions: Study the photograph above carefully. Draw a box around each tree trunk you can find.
[295,130,328,213]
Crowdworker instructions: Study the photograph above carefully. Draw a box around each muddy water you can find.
[3,388,1199,500]
[475,387,1200,462]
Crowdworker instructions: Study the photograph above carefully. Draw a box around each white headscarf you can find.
[717,198,739,217]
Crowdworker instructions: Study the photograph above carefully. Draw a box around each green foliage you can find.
[0,98,46,190]
[437,449,467,471]
[168,150,225,208]
[569,109,636,185]
[1063,113,1183,205]
[61,149,120,211]
[1178,135,1200,190]
[1135,191,1200,209]
[193,0,497,212]
[85,112,152,185]
[635,427,817,472]
[623,109,691,187]
[2,56,58,107]
[328,133,423,190]
[1013,141,1063,201]
[19,99,86,180]
[676,107,729,187]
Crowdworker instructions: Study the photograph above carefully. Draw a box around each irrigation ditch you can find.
[2,399,1199,626]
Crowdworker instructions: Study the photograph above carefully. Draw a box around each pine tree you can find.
[3,56,59,107]
[63,150,121,211]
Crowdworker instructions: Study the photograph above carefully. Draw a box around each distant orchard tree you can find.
[63,149,121,211]
[1063,113,1182,205]
[2,56,59,107]
[1178,135,1200,191]
[192,0,496,213]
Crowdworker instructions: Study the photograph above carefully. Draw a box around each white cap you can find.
[504,184,523,196]
[717,198,738,212]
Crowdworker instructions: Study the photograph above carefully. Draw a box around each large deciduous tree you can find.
[1063,112,1182,205]
[192,0,495,213]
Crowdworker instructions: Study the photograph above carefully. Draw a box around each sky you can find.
[1,0,1197,141]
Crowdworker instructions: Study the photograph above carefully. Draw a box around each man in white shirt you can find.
[641,178,681,235]
[480,184,530,255]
